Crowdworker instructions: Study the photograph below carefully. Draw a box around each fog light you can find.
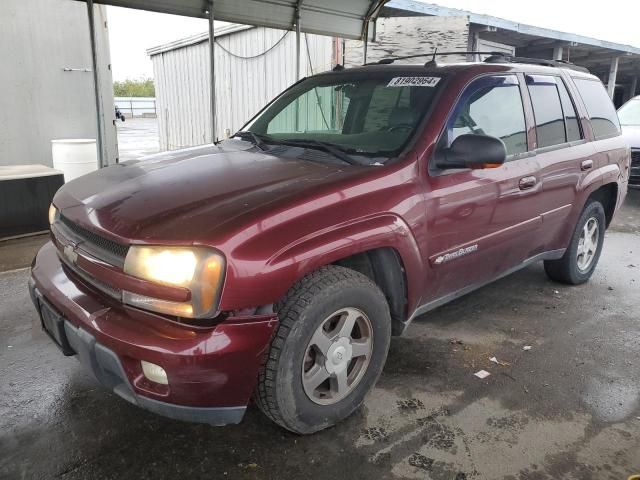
[141,360,168,385]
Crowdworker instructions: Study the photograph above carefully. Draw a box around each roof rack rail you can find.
[483,53,590,73]
[374,50,590,73]
[376,51,504,64]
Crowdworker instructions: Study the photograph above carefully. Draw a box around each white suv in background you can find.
[618,96,640,188]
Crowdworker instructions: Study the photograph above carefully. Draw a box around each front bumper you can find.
[30,241,278,425]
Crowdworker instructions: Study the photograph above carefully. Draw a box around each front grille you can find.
[631,149,640,186]
[58,215,129,267]
[60,255,122,301]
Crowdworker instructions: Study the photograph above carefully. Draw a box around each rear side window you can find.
[526,75,582,147]
[527,75,566,148]
[446,75,527,156]
[557,80,582,142]
[573,78,621,139]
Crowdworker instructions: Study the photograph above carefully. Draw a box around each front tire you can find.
[544,199,606,284]
[255,266,391,434]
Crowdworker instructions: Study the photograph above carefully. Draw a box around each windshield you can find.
[241,72,443,164]
[618,99,640,126]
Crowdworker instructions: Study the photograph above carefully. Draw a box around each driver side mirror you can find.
[436,134,507,170]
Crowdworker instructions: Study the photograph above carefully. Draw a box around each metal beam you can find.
[363,32,368,63]
[87,0,106,168]
[208,1,216,143]
[295,1,302,79]
[607,56,619,99]
[76,0,388,40]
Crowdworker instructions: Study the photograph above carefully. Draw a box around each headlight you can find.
[48,204,58,225]
[123,246,225,318]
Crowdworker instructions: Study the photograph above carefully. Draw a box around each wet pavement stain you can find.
[1,191,640,479]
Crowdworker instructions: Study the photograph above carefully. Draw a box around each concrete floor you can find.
[1,190,639,480]
[116,117,160,162]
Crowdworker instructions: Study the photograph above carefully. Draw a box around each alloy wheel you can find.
[301,307,374,405]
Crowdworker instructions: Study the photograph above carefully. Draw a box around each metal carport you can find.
[75,0,388,169]
[383,1,640,102]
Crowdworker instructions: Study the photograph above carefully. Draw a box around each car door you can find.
[423,74,542,303]
[522,73,588,252]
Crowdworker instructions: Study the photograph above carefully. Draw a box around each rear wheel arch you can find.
[586,182,618,227]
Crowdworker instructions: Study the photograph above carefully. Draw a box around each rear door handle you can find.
[519,176,537,190]
[581,159,593,171]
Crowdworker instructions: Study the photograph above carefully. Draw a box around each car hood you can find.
[621,126,640,148]
[54,142,359,244]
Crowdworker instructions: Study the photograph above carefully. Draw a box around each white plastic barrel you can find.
[51,139,98,182]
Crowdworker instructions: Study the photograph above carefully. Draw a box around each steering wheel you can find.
[387,123,413,133]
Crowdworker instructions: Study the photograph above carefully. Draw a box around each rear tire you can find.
[544,200,606,285]
[255,265,391,434]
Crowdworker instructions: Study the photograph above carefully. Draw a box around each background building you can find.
[0,0,117,167]
[149,1,640,153]
[148,24,335,149]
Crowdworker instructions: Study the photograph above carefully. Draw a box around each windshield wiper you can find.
[232,130,270,151]
[275,139,361,165]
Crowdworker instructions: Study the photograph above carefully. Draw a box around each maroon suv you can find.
[30,57,630,434]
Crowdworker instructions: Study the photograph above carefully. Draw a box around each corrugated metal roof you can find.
[146,24,251,56]
[76,0,387,39]
[386,0,640,55]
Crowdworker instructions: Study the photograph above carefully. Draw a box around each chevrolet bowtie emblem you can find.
[63,244,78,264]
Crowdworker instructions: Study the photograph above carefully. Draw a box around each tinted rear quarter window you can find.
[573,78,621,139]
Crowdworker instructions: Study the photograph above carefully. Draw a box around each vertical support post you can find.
[87,0,105,168]
[208,1,216,143]
[607,56,619,99]
[472,31,480,62]
[631,76,638,98]
[363,21,369,64]
[295,6,301,80]
[552,46,563,61]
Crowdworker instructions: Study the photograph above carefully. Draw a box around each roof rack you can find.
[374,50,590,73]
[483,53,590,73]
[376,51,503,64]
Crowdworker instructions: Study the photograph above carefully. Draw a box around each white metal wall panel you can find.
[151,26,334,151]
[1,0,117,167]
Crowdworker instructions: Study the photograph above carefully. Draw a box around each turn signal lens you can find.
[123,246,225,318]
[48,204,58,225]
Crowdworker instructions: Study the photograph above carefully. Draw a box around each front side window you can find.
[618,98,640,126]
[245,73,443,163]
[527,75,570,148]
[573,78,621,139]
[445,75,527,156]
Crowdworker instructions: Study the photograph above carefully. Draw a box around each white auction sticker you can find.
[387,76,441,87]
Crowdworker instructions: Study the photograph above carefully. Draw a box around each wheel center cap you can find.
[325,337,352,374]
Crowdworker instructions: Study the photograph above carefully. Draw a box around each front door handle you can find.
[581,159,593,171]
[519,176,537,190]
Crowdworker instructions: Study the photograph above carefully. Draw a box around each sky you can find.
[107,0,640,81]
